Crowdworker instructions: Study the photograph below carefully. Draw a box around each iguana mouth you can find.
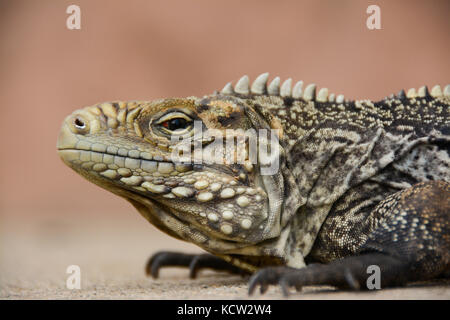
[57,146,199,198]
[58,148,193,178]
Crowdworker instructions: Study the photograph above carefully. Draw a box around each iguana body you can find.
[57,74,450,294]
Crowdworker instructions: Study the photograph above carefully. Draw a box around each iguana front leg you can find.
[249,181,450,296]
[146,251,247,279]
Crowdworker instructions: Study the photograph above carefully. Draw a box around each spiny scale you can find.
[280,79,292,97]
[403,85,449,99]
[219,73,450,103]
[267,77,280,95]
[220,73,343,103]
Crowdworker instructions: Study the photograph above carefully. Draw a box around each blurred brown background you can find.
[0,0,449,299]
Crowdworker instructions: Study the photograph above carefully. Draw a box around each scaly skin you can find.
[57,74,450,295]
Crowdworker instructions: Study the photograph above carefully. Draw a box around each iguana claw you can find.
[146,251,247,279]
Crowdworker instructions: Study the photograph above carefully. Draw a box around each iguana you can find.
[57,73,450,295]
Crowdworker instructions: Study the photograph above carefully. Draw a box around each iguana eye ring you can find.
[155,112,194,135]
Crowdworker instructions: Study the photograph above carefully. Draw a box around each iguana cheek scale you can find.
[57,73,450,294]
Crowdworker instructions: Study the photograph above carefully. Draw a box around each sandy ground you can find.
[1,213,449,300]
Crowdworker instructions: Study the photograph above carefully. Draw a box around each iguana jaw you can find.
[57,99,289,258]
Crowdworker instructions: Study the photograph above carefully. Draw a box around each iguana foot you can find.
[248,253,406,296]
[248,266,297,296]
[146,251,246,279]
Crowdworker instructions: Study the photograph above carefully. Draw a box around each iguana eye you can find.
[162,118,189,131]
[156,112,194,134]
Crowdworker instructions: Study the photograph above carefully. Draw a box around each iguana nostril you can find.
[73,117,86,130]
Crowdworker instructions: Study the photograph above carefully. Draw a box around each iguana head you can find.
[58,75,299,263]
